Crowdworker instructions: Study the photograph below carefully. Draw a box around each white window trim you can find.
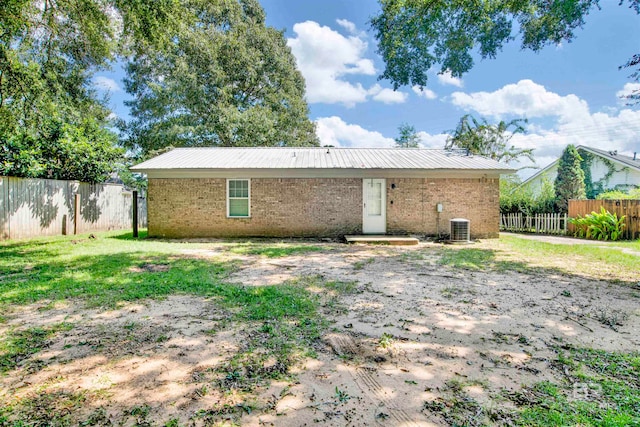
[227,178,251,218]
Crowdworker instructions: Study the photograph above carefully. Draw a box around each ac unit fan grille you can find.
[450,219,470,242]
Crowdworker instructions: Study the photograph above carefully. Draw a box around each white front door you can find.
[362,179,386,234]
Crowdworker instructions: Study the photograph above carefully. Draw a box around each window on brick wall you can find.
[227,179,250,217]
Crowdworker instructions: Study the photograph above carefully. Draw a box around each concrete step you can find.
[344,235,420,246]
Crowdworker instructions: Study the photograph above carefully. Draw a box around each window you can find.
[227,179,250,217]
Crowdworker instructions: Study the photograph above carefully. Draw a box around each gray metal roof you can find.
[131,147,514,172]
[580,146,640,171]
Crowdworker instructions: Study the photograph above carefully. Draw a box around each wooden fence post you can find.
[132,190,139,238]
[73,193,80,235]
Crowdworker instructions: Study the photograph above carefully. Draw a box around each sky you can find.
[94,1,640,178]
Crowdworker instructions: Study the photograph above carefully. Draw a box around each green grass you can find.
[0,323,73,373]
[0,230,235,309]
[436,236,640,282]
[508,347,640,426]
[437,247,535,274]
[0,233,349,425]
[438,248,495,270]
[423,347,640,426]
[227,242,325,258]
[214,276,338,393]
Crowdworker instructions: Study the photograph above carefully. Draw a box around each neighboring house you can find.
[131,147,514,239]
[522,146,640,198]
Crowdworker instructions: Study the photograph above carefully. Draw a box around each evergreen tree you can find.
[394,123,420,148]
[554,144,586,212]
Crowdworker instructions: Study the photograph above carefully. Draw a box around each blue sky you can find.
[94,1,640,177]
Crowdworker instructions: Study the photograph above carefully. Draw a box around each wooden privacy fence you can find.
[500,212,568,235]
[568,199,640,240]
[0,176,147,240]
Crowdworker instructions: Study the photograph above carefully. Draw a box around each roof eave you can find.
[130,167,515,178]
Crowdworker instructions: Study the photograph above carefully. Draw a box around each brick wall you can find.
[148,177,499,238]
[386,178,500,238]
[148,178,362,238]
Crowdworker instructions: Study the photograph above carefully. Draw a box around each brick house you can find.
[131,147,514,239]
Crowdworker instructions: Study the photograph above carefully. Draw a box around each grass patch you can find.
[495,235,640,282]
[436,236,639,282]
[1,390,90,426]
[438,247,537,274]
[214,275,331,393]
[0,323,73,373]
[227,243,325,258]
[438,248,496,271]
[0,231,236,309]
[507,347,640,426]
[353,257,375,270]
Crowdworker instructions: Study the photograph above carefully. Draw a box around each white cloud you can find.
[336,19,357,35]
[447,80,640,178]
[412,85,437,100]
[437,70,463,88]
[94,76,122,92]
[287,21,376,107]
[416,131,449,149]
[315,116,394,148]
[368,84,407,104]
[450,79,589,123]
[316,116,449,149]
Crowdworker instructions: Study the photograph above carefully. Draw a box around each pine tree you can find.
[554,144,586,212]
[394,123,420,148]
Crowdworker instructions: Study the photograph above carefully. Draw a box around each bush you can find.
[500,175,557,214]
[569,207,626,241]
[596,188,640,200]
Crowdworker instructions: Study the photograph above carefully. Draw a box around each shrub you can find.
[500,175,557,214]
[569,207,626,241]
[596,187,640,200]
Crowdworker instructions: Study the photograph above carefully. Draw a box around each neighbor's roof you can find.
[582,146,640,171]
[522,145,640,185]
[131,147,514,173]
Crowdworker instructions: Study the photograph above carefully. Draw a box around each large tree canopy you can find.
[0,0,176,181]
[1,0,318,180]
[122,0,318,155]
[370,0,640,94]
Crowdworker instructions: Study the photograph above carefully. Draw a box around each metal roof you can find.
[131,147,514,172]
[579,146,640,171]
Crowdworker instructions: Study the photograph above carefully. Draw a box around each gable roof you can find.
[131,147,514,176]
[581,146,640,170]
[522,145,640,185]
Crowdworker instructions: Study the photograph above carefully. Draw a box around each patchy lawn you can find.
[0,232,638,426]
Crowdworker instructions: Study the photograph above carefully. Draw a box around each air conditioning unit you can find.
[450,218,470,243]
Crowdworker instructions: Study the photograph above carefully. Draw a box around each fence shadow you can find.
[1,176,145,240]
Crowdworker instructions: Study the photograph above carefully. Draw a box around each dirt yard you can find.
[1,237,639,426]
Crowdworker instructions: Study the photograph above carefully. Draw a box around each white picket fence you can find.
[500,213,568,235]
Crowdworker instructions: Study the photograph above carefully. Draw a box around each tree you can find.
[445,115,533,164]
[122,0,318,155]
[1,117,123,183]
[0,0,178,181]
[370,1,640,93]
[554,144,586,212]
[394,123,420,148]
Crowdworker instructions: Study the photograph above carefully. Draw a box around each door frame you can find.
[362,178,386,234]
